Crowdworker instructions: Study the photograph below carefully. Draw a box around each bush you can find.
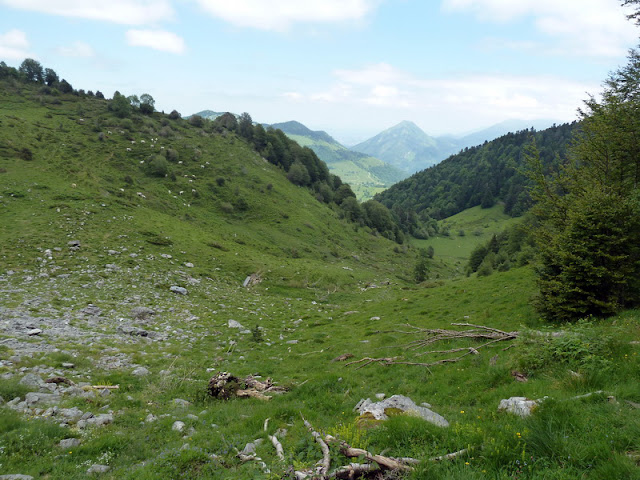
[147,155,169,177]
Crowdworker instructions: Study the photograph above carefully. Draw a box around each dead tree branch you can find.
[347,322,519,370]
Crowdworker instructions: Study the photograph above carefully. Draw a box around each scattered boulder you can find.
[59,438,82,448]
[355,395,449,428]
[87,464,110,474]
[24,392,61,406]
[0,475,34,480]
[19,373,45,388]
[228,319,244,329]
[132,367,150,376]
[170,286,188,295]
[498,397,539,417]
[145,414,157,423]
[117,325,149,337]
[26,328,42,336]
[172,421,186,432]
[59,407,84,422]
[81,305,102,316]
[68,240,81,249]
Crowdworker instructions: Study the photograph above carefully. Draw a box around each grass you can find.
[0,80,638,479]
[412,204,522,275]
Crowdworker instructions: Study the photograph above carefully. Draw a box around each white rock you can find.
[132,367,150,376]
[228,319,244,329]
[497,397,539,417]
[356,394,449,427]
[87,464,110,474]
[172,421,185,432]
[26,329,42,336]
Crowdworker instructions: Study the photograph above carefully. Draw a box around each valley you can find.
[0,64,639,480]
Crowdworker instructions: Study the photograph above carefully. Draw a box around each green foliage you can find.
[376,122,577,224]
[147,155,170,177]
[139,93,155,114]
[414,248,430,282]
[530,48,640,322]
[109,91,131,118]
[19,58,44,83]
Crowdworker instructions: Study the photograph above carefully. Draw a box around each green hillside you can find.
[0,65,639,480]
[271,121,407,201]
[376,122,578,224]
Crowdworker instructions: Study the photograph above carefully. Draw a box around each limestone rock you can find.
[87,464,110,474]
[132,367,150,376]
[498,397,539,417]
[228,319,244,329]
[355,394,449,427]
[170,286,188,295]
[173,398,191,408]
[59,438,82,448]
[0,475,34,480]
[172,421,185,432]
[19,373,45,388]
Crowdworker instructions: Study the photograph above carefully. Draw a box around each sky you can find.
[0,0,638,144]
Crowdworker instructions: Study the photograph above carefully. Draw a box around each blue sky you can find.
[0,0,638,144]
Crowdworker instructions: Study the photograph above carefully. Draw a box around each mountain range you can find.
[192,110,558,195]
[351,119,558,174]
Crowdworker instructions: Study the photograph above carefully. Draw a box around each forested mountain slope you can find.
[375,122,578,221]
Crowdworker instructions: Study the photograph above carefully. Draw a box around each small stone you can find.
[68,240,81,248]
[497,397,539,417]
[26,328,42,336]
[87,464,110,474]
[81,305,102,316]
[370,316,381,321]
[185,262,194,268]
[173,398,191,408]
[186,414,199,420]
[172,421,185,432]
[170,286,188,295]
[59,438,82,448]
[145,414,157,423]
[132,367,150,376]
[0,475,34,480]
[87,413,113,427]
[19,373,45,388]
[286,340,298,344]
[228,319,244,329]
[375,393,386,400]
[61,363,75,369]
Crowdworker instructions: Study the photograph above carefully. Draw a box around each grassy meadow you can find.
[0,80,638,479]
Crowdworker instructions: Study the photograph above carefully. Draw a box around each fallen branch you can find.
[207,372,287,400]
[265,417,285,461]
[347,322,519,369]
[302,416,331,477]
[429,447,472,462]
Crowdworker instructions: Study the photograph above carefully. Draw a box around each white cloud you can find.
[192,0,379,31]
[126,29,186,54]
[55,41,95,57]
[0,0,173,25]
[0,29,33,60]
[442,0,637,57]
[288,63,595,133]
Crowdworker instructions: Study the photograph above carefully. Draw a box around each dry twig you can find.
[347,322,519,369]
